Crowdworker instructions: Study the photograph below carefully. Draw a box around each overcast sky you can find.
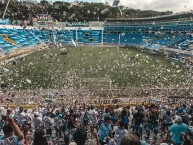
[113,0,193,12]
[65,0,193,13]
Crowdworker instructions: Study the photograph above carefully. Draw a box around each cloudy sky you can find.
[107,0,193,12]
[65,0,193,13]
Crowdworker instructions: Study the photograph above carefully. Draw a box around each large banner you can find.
[66,21,89,27]
[0,18,11,25]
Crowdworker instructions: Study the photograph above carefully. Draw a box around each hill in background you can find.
[0,0,172,22]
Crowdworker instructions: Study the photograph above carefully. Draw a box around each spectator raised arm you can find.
[7,117,23,141]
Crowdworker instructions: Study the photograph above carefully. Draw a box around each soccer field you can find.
[1,46,191,90]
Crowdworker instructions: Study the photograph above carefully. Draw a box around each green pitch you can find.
[1,46,191,90]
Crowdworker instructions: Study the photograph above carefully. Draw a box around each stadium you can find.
[0,9,193,93]
[0,1,192,145]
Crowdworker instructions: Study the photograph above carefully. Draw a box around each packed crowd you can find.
[0,97,192,145]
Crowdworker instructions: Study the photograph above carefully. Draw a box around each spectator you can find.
[71,127,87,145]
[98,115,112,145]
[114,120,128,145]
[169,116,189,145]
[32,129,52,145]
[132,107,144,136]
[135,132,148,145]
[54,110,64,139]
[120,133,141,145]
[0,117,23,145]
[146,106,159,139]
[43,112,53,137]
[88,106,98,127]
[33,112,43,129]
[71,127,100,145]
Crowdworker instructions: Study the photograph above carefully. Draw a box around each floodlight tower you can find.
[112,0,120,7]
[112,0,123,46]
[2,0,11,18]
[112,0,123,17]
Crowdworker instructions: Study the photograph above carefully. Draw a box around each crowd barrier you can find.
[0,104,37,109]
[94,102,155,107]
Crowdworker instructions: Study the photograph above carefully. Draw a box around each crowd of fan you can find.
[0,97,192,145]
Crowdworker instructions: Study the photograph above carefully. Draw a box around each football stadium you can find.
[0,0,192,145]
[1,11,193,92]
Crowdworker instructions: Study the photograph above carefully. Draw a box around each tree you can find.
[0,1,174,21]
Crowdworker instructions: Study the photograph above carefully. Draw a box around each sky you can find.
[64,0,193,13]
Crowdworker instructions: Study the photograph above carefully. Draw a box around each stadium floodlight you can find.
[112,0,123,17]
[112,0,120,6]
[118,7,123,16]
[101,8,110,14]
[2,0,11,18]
[69,14,75,19]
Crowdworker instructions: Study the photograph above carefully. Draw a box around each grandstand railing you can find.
[105,11,193,22]
[104,19,193,26]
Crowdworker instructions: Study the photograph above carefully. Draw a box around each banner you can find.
[0,18,11,25]
[66,21,89,27]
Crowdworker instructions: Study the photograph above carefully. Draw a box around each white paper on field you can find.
[3,68,9,72]
[26,79,31,84]
[71,39,77,47]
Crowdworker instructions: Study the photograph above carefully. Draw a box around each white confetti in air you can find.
[3,68,9,72]
[26,79,31,84]
[177,70,181,73]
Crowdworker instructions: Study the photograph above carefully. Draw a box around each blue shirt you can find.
[54,115,64,127]
[169,123,188,144]
[140,140,147,145]
[98,123,112,140]
[124,116,129,124]
[178,108,184,113]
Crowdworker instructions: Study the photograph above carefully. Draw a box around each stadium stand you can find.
[0,12,193,57]
[104,12,193,52]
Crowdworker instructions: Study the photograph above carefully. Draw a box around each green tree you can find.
[0,1,174,21]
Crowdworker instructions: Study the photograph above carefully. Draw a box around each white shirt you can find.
[33,116,43,129]
[88,109,98,125]
[0,136,18,145]
[43,116,53,129]
[114,127,128,145]
[15,112,25,125]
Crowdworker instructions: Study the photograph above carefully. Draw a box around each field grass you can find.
[0,46,191,90]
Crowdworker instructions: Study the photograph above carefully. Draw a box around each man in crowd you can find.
[0,117,23,145]
[169,116,189,145]
[146,105,159,140]
[98,115,112,145]
[114,120,128,145]
[70,127,100,145]
[132,106,144,136]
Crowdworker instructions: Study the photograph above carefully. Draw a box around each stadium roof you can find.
[105,12,193,22]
